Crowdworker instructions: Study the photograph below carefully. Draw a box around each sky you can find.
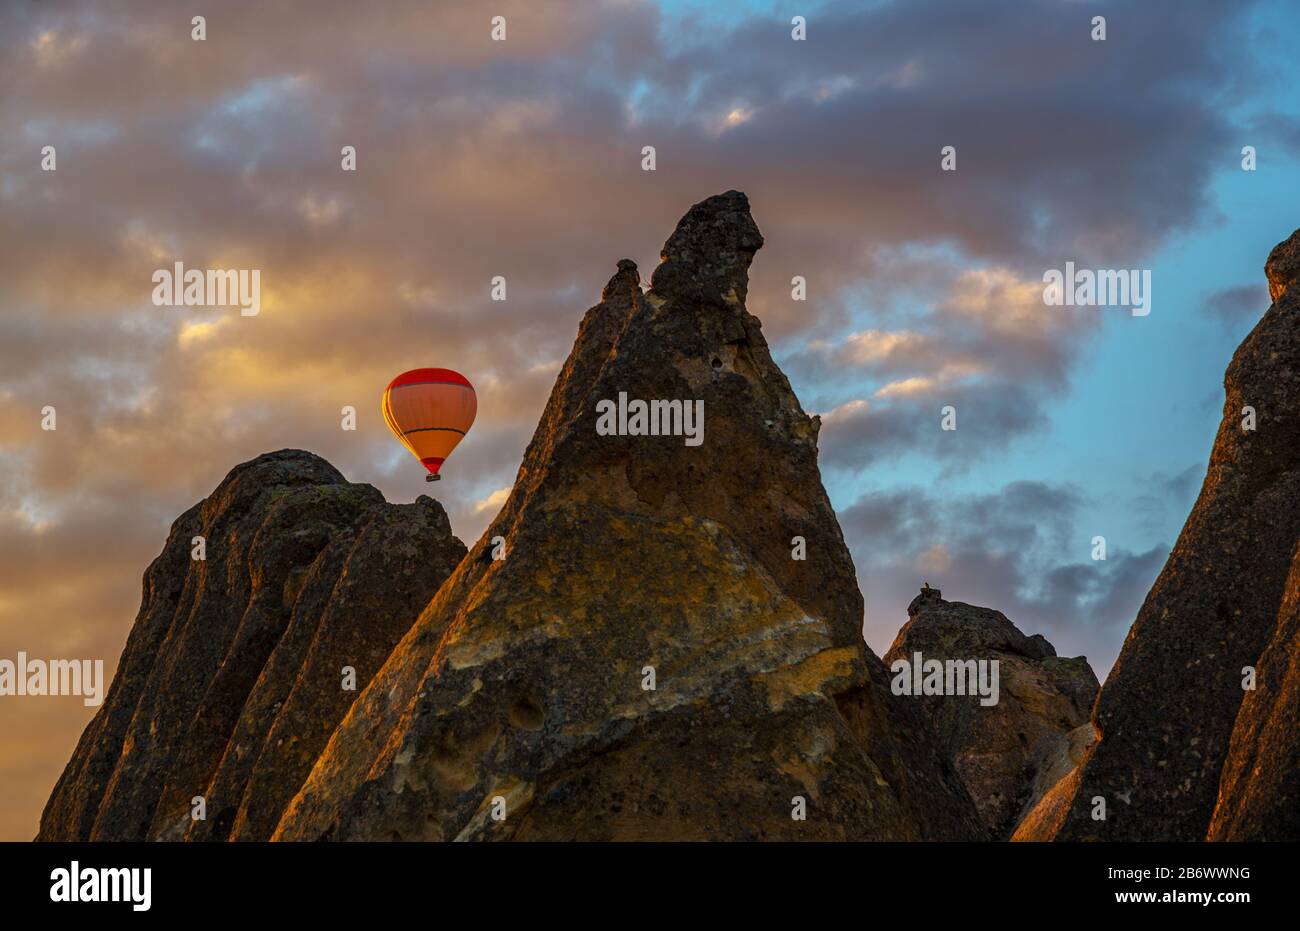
[2,0,1298,840]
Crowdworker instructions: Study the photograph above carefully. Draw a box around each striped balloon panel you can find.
[381,370,477,474]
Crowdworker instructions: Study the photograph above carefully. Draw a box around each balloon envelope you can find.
[382,368,476,477]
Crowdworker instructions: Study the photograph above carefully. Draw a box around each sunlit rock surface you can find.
[38,451,465,841]
[275,192,987,841]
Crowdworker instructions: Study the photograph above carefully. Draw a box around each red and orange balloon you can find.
[382,368,476,481]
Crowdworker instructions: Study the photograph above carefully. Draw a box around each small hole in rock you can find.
[509,696,545,731]
[711,356,723,370]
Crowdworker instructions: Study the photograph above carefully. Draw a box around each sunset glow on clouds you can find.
[2,0,1299,839]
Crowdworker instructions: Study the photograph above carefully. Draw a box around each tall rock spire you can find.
[37,451,466,841]
[1018,225,1300,841]
[275,191,986,841]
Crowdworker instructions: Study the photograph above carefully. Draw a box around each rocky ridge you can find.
[885,586,1098,838]
[273,191,988,841]
[1017,227,1300,841]
[38,451,466,841]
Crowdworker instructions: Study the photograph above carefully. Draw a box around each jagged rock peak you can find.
[273,192,987,842]
[907,584,943,617]
[894,588,1059,663]
[601,258,640,300]
[1021,224,1300,842]
[37,449,466,842]
[216,447,345,485]
[1265,227,1300,303]
[886,590,1098,838]
[649,190,764,305]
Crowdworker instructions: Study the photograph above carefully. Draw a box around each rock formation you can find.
[37,451,466,841]
[884,587,1098,838]
[1205,231,1300,842]
[273,191,988,840]
[1017,227,1300,841]
[42,203,1300,845]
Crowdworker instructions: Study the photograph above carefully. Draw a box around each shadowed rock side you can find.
[1018,228,1300,842]
[1206,231,1300,842]
[1208,568,1300,840]
[276,191,987,841]
[884,587,1098,838]
[37,451,465,841]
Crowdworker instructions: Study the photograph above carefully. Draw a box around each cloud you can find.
[0,0,1269,839]
[473,485,512,515]
[1131,464,1204,537]
[793,262,1102,471]
[842,481,1170,675]
[1203,282,1269,327]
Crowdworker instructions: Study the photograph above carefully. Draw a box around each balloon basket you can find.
[425,474,441,482]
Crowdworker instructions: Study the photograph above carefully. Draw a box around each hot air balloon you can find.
[382,368,477,481]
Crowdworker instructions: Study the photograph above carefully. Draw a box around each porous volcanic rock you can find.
[1205,232,1300,842]
[1025,227,1300,841]
[1265,228,1300,304]
[37,451,465,841]
[884,588,1098,838]
[275,192,987,841]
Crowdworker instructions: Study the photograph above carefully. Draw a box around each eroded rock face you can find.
[37,451,465,841]
[1265,228,1300,304]
[1205,241,1300,841]
[1208,571,1300,841]
[1029,227,1300,842]
[275,191,987,841]
[883,588,1098,838]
